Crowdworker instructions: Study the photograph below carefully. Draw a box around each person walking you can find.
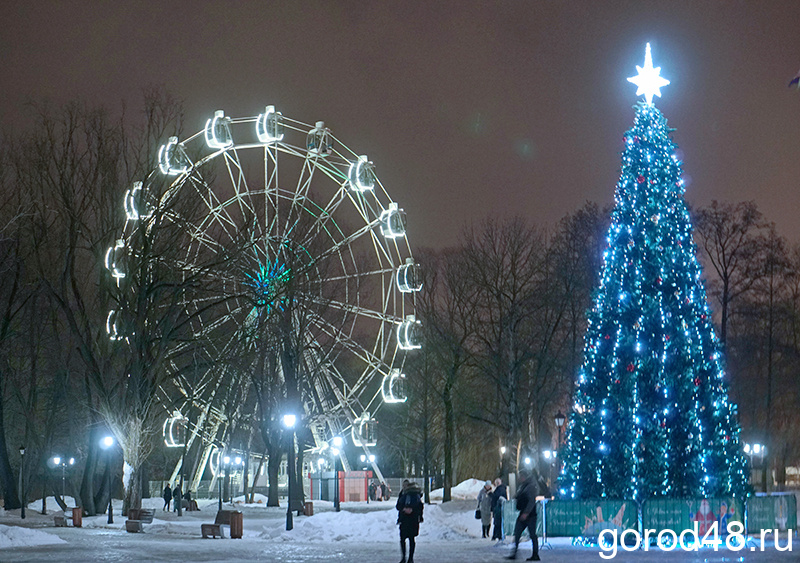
[491,477,508,540]
[396,481,424,563]
[477,481,493,538]
[506,470,540,561]
[162,483,172,511]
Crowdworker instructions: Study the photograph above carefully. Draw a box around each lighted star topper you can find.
[627,43,670,105]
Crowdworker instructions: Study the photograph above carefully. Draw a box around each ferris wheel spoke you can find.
[182,176,240,244]
[325,267,396,283]
[264,146,280,242]
[300,187,350,247]
[309,220,381,268]
[280,156,318,241]
[223,149,256,222]
[306,295,399,326]
[306,313,388,383]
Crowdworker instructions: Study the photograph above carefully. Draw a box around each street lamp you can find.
[19,446,25,519]
[51,456,75,505]
[283,414,297,531]
[744,442,766,492]
[332,436,343,512]
[554,411,566,446]
[100,436,115,523]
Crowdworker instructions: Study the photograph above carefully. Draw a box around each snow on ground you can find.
[0,523,66,549]
[431,478,487,501]
[261,500,478,543]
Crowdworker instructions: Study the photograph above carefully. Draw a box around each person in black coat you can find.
[491,477,508,540]
[172,483,182,512]
[162,483,172,511]
[506,470,540,561]
[396,480,424,563]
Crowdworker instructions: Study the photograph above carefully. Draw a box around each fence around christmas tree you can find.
[501,494,796,544]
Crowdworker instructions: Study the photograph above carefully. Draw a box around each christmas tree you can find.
[558,44,749,500]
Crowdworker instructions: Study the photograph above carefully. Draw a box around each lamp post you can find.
[100,436,115,523]
[500,445,507,477]
[217,453,224,512]
[554,410,566,481]
[283,414,297,531]
[234,456,243,501]
[223,456,231,504]
[52,456,75,505]
[744,442,766,492]
[19,446,25,519]
[554,411,566,447]
[332,436,343,512]
[543,450,557,490]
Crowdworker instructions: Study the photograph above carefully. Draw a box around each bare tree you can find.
[694,200,766,348]
[414,247,479,501]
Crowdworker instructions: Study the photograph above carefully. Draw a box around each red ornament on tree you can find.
[627,363,635,372]
[694,377,701,386]
[637,175,645,184]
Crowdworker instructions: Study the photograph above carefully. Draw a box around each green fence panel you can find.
[544,499,638,538]
[746,494,797,533]
[502,499,544,538]
[642,497,744,536]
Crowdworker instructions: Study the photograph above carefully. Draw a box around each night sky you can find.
[3,1,800,249]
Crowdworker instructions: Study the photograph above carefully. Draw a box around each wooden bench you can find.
[125,508,156,533]
[54,514,68,527]
[201,510,234,539]
[138,509,155,523]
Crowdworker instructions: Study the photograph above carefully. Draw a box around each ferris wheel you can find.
[105,107,422,487]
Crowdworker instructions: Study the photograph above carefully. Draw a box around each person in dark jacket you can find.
[172,483,182,512]
[396,481,424,563]
[491,477,508,540]
[162,483,172,511]
[506,470,540,561]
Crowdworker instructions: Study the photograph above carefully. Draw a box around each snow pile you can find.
[260,501,477,543]
[430,478,486,501]
[0,524,66,549]
[231,493,269,506]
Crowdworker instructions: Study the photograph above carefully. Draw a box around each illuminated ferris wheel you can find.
[105,107,422,486]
